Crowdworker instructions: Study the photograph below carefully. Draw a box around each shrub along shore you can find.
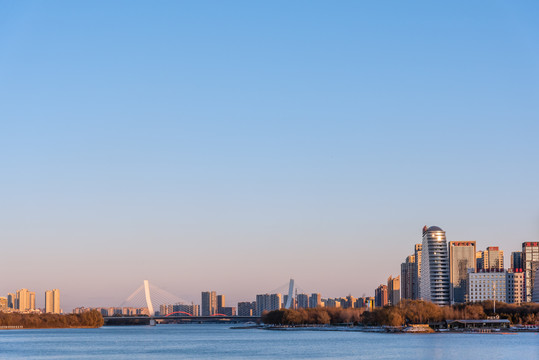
[0,310,104,329]
[261,300,539,327]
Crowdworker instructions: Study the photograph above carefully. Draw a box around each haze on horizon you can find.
[1,1,538,311]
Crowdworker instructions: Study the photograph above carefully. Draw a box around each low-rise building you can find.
[468,269,506,303]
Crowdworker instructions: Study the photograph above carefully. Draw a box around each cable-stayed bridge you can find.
[104,279,299,325]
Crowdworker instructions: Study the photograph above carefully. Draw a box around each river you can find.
[0,324,536,359]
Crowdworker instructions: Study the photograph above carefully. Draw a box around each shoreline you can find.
[233,324,538,334]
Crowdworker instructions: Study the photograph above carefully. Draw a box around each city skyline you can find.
[1,1,538,310]
[3,231,535,311]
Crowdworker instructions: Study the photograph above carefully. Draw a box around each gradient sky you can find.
[1,1,538,311]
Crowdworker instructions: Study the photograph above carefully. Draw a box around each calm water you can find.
[0,324,537,360]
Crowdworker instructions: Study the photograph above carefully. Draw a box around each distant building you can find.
[201,291,217,316]
[420,226,450,305]
[216,295,226,314]
[476,252,484,271]
[296,294,309,309]
[365,297,375,310]
[477,247,504,270]
[387,276,400,306]
[0,297,7,310]
[45,289,61,314]
[255,294,281,316]
[354,297,365,308]
[325,298,341,308]
[282,295,296,309]
[218,306,236,316]
[237,302,255,316]
[401,255,415,300]
[374,284,388,308]
[308,293,322,308]
[506,269,525,305]
[449,241,476,303]
[510,251,523,271]
[72,307,91,314]
[15,289,36,311]
[533,267,539,303]
[468,269,506,303]
[344,295,356,309]
[7,293,15,309]
[413,243,422,299]
[522,242,539,302]
[173,304,200,316]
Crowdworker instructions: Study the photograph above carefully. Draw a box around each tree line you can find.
[0,310,104,328]
[262,300,539,327]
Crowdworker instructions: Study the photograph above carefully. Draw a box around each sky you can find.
[0,1,538,311]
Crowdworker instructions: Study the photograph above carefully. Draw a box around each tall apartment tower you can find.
[201,291,217,316]
[532,267,539,303]
[45,289,61,314]
[374,284,388,307]
[522,242,539,302]
[400,255,415,300]
[296,294,309,309]
[449,241,476,304]
[413,243,422,299]
[511,251,523,270]
[477,247,504,270]
[308,293,322,308]
[216,294,225,314]
[506,269,525,305]
[387,276,400,306]
[255,293,282,315]
[420,226,450,305]
[15,289,36,311]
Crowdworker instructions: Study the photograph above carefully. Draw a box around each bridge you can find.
[104,279,298,326]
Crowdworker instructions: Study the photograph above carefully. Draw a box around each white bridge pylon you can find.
[144,280,155,316]
[121,280,188,317]
[285,278,295,309]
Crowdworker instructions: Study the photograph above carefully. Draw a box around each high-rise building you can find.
[476,252,484,271]
[522,242,539,302]
[219,306,236,316]
[387,276,400,306]
[237,302,256,316]
[296,294,309,309]
[45,289,61,314]
[344,295,356,309]
[374,284,388,308]
[401,255,415,300]
[325,298,341,308]
[201,291,217,316]
[216,295,225,314]
[413,243,422,299]
[172,303,200,316]
[532,267,539,303]
[477,247,504,270]
[511,251,523,271]
[448,241,476,304]
[365,297,375,310]
[420,226,450,305]
[15,289,36,311]
[308,293,322,308]
[0,297,7,310]
[468,269,506,303]
[506,269,525,305]
[7,293,15,309]
[255,294,282,315]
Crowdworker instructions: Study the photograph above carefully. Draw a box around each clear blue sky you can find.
[1,1,538,310]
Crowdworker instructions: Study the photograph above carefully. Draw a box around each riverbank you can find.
[0,310,104,329]
[235,324,538,334]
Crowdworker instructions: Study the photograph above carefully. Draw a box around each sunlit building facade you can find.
[449,241,476,304]
[420,226,450,305]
